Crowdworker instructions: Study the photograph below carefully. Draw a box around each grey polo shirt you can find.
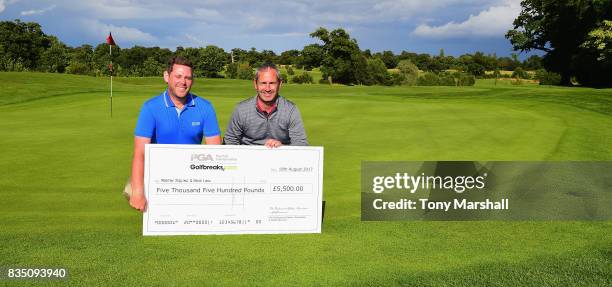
[224,96,308,146]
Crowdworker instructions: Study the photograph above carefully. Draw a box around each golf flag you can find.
[106,32,116,46]
[107,32,115,118]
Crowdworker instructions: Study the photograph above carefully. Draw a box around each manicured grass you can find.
[0,72,611,286]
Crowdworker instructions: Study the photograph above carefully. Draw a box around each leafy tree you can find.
[141,56,164,76]
[0,19,51,70]
[237,62,254,80]
[260,50,277,65]
[310,27,367,85]
[246,47,263,66]
[466,62,485,77]
[278,49,300,65]
[68,44,94,75]
[506,0,612,86]
[230,48,247,63]
[225,62,239,79]
[522,55,543,70]
[364,57,391,85]
[198,45,227,78]
[581,20,612,61]
[39,36,69,73]
[397,60,419,86]
[300,44,324,70]
[377,50,398,69]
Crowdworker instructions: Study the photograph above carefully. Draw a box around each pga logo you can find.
[190,153,213,162]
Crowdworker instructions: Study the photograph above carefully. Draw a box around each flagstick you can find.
[110,43,113,118]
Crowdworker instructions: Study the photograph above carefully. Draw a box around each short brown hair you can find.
[167,56,193,73]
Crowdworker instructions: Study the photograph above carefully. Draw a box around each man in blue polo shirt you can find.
[129,56,221,212]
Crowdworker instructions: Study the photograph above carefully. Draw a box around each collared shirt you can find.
[224,95,308,146]
[134,90,221,144]
[256,96,278,117]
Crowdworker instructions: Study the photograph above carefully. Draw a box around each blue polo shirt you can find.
[134,90,221,144]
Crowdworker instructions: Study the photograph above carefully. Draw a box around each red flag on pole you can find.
[106,32,116,46]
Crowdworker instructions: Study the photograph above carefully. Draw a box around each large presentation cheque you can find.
[143,144,324,236]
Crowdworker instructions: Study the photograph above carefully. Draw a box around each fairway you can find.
[1,72,611,286]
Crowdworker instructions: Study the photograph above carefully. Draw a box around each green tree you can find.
[67,44,94,75]
[364,57,391,85]
[310,27,367,85]
[397,60,419,86]
[300,44,324,70]
[141,56,164,76]
[237,62,254,80]
[377,50,398,69]
[0,19,51,70]
[506,0,612,86]
[278,49,300,65]
[39,36,69,73]
[225,62,239,79]
[581,20,612,61]
[198,45,227,78]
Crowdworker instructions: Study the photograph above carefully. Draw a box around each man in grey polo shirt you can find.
[224,63,308,147]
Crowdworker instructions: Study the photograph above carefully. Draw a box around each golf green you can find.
[0,72,610,286]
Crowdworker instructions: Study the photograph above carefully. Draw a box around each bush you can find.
[397,60,419,86]
[292,72,313,84]
[417,72,440,86]
[65,60,91,75]
[534,69,561,85]
[237,62,254,80]
[438,72,456,86]
[319,78,330,84]
[390,73,405,86]
[512,67,530,79]
[456,72,476,86]
[225,62,238,79]
[467,63,485,77]
[365,58,391,86]
[280,73,288,83]
[286,66,294,75]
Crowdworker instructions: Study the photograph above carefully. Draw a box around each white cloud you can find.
[67,1,190,20]
[81,19,157,44]
[20,4,56,16]
[0,0,21,14]
[412,0,521,38]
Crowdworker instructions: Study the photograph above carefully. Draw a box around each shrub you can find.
[390,73,405,86]
[65,60,91,75]
[534,69,561,85]
[225,62,238,79]
[456,73,476,86]
[417,72,440,86]
[512,67,530,79]
[438,72,456,86]
[292,72,313,84]
[286,66,294,75]
[237,62,254,80]
[280,73,288,83]
[397,60,419,86]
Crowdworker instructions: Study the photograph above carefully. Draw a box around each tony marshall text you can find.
[370,173,509,211]
[372,198,509,211]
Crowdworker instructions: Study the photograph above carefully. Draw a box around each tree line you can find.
[1,0,610,87]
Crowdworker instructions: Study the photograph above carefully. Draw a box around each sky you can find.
[0,0,537,58]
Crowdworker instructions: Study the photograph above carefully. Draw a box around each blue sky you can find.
[0,0,536,58]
